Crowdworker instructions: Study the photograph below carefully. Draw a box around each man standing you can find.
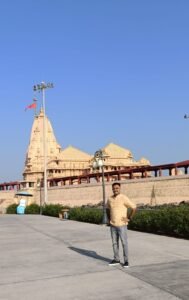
[106,182,136,268]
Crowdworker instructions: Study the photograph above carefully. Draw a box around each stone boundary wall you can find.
[1,175,189,212]
[36,175,189,207]
[0,191,16,213]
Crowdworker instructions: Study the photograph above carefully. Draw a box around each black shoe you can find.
[123,261,129,268]
[108,259,120,266]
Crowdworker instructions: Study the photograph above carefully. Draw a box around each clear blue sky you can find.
[1,0,189,182]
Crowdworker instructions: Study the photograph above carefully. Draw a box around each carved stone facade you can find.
[90,143,150,172]
[23,110,150,185]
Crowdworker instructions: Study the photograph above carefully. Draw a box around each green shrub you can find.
[42,204,68,217]
[129,205,189,239]
[69,207,103,224]
[6,203,17,214]
[25,203,40,214]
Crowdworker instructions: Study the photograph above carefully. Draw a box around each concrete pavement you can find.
[0,215,188,300]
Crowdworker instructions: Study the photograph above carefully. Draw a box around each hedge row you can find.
[6,203,189,239]
[69,207,103,224]
[6,203,68,216]
[42,204,64,217]
[129,205,189,239]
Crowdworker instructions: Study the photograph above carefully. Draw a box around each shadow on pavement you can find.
[69,246,110,263]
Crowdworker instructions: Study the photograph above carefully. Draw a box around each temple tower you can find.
[23,109,92,185]
[23,109,61,183]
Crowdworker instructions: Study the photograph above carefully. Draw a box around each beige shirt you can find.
[107,193,136,227]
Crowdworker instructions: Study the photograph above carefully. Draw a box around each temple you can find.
[22,109,150,188]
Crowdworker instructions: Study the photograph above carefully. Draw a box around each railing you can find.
[1,160,189,189]
[0,181,21,191]
[47,160,189,187]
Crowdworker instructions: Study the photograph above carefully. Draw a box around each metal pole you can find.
[101,164,107,224]
[93,149,108,225]
[37,179,42,215]
[33,82,53,208]
[42,87,48,204]
[40,182,42,215]
[33,97,37,116]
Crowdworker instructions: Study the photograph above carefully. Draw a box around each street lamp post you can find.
[37,179,42,215]
[33,82,54,205]
[93,149,108,225]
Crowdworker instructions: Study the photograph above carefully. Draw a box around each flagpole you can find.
[33,82,54,206]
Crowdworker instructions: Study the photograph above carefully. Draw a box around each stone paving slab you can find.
[0,215,188,299]
[128,260,189,300]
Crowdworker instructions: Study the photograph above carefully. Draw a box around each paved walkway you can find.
[0,215,189,300]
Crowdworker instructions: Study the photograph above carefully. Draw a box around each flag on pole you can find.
[25,102,37,111]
